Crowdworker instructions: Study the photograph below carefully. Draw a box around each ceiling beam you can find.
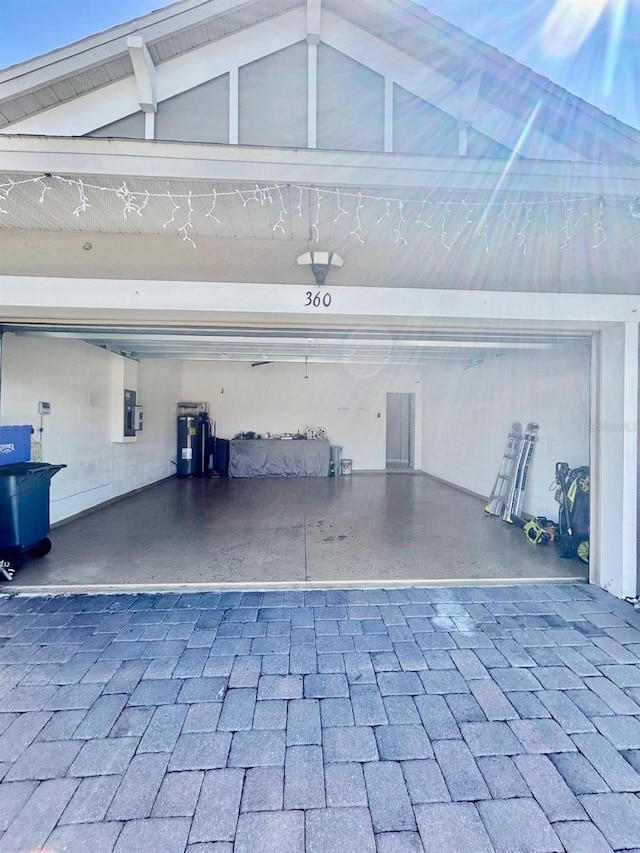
[307,0,321,44]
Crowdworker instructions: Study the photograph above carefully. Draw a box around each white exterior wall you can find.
[181,360,423,471]
[592,323,639,598]
[420,345,591,519]
[0,334,181,523]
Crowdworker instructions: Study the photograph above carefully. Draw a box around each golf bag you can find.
[553,462,590,563]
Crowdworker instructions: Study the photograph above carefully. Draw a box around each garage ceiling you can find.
[5,323,588,366]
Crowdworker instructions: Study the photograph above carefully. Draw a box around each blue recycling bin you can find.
[0,462,66,578]
[0,425,32,465]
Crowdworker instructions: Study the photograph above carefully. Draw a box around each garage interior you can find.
[0,319,591,591]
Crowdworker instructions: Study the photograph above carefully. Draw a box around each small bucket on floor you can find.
[341,459,353,476]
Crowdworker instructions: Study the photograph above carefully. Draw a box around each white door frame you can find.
[590,323,639,599]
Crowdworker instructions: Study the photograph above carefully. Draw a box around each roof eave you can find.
[1,134,639,197]
[383,0,640,146]
[0,0,249,99]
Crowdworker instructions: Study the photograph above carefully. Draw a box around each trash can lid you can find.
[0,462,66,476]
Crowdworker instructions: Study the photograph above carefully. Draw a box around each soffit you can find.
[0,0,302,129]
[0,173,638,294]
[147,0,302,64]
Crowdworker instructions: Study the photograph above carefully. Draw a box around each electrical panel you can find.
[124,389,136,437]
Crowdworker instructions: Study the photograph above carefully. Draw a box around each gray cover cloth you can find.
[229,439,330,478]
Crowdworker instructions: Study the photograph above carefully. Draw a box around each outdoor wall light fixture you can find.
[297,250,344,285]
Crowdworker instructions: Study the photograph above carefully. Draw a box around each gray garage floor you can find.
[10,474,586,591]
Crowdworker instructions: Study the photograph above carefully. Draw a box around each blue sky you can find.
[1,0,638,130]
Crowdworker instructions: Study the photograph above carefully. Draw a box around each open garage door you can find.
[0,319,592,591]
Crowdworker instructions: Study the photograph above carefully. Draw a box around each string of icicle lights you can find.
[1,173,638,252]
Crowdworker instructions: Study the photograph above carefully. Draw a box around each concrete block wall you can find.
[181,360,424,471]
[420,344,591,519]
[0,334,181,523]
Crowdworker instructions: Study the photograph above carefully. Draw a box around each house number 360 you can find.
[305,291,332,308]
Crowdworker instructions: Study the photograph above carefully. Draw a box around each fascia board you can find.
[1,135,639,196]
[0,0,255,99]
[384,0,640,154]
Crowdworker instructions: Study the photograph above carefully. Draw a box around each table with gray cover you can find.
[229,438,330,477]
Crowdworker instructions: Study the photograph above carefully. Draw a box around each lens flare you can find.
[540,0,610,55]
[603,0,629,94]
[539,0,635,104]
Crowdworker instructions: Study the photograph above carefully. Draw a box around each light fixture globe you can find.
[297,250,344,285]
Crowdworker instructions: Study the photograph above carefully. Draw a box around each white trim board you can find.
[1,278,638,324]
[1,136,638,196]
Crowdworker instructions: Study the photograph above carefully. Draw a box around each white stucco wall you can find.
[420,344,591,519]
[0,334,181,523]
[181,360,424,471]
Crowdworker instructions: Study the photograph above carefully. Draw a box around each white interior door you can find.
[386,392,414,469]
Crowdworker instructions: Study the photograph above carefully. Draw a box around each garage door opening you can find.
[0,324,593,591]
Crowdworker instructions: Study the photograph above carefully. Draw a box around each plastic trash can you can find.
[0,462,66,579]
[329,445,342,477]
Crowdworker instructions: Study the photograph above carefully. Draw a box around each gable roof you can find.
[0,0,301,125]
[0,0,638,163]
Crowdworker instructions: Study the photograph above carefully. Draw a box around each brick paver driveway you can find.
[2,583,640,852]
